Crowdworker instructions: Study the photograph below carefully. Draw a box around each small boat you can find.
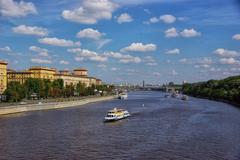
[118,92,128,99]
[104,108,130,122]
[181,95,189,101]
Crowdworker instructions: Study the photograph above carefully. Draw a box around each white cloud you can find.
[142,56,155,62]
[76,28,104,40]
[194,64,210,69]
[96,38,112,49]
[59,60,69,65]
[104,51,141,63]
[121,43,157,52]
[159,14,176,24]
[180,28,201,37]
[149,17,159,23]
[165,27,179,38]
[29,46,49,57]
[31,58,52,64]
[233,34,240,41]
[179,58,192,64]
[197,57,213,65]
[146,62,158,66]
[39,37,80,47]
[98,64,107,68]
[69,48,107,62]
[219,58,239,65]
[89,55,108,62]
[116,13,133,24]
[153,72,161,77]
[214,48,239,58]
[0,0,37,17]
[119,56,141,63]
[62,0,118,24]
[165,48,180,54]
[75,57,84,62]
[171,69,178,76]
[111,67,119,71]
[0,46,11,52]
[12,25,48,37]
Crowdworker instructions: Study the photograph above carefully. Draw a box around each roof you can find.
[0,60,8,65]
[29,66,56,72]
[74,68,88,71]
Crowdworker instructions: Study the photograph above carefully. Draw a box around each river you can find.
[0,91,239,160]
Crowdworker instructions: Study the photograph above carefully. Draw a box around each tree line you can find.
[3,78,114,102]
[182,75,240,105]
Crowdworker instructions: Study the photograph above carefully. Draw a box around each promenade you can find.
[0,96,115,116]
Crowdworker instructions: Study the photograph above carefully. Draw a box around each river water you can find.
[0,91,240,160]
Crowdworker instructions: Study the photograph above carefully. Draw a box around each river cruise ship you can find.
[104,108,130,122]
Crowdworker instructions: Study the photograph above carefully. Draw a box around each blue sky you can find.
[0,0,240,85]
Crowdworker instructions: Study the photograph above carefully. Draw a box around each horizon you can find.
[0,0,240,85]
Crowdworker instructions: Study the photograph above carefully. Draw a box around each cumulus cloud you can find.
[104,51,141,63]
[219,58,239,65]
[39,37,80,47]
[165,48,180,54]
[59,60,69,65]
[76,28,104,40]
[180,28,201,37]
[232,34,240,40]
[214,48,239,57]
[121,43,157,52]
[116,13,133,24]
[62,0,118,24]
[197,57,213,65]
[29,46,49,57]
[142,56,158,66]
[145,14,185,24]
[0,0,37,17]
[165,28,201,38]
[12,25,48,37]
[159,14,176,24]
[68,48,107,62]
[165,27,179,38]
[31,58,52,64]
[0,46,11,52]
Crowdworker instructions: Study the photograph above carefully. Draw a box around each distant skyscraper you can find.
[143,80,145,88]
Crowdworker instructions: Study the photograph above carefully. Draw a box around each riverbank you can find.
[0,95,116,116]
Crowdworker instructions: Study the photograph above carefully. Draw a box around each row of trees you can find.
[4,78,114,102]
[182,75,240,105]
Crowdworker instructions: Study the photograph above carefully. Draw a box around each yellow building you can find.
[73,68,88,77]
[28,67,56,81]
[0,61,7,94]
[7,66,102,89]
[7,67,56,84]
[55,73,90,87]
[7,69,32,84]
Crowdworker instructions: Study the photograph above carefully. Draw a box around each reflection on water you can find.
[0,91,240,160]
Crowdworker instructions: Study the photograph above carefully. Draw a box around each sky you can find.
[0,0,240,85]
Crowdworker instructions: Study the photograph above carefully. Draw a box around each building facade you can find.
[7,65,102,89]
[0,61,7,94]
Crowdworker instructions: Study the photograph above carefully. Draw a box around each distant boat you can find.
[181,95,189,101]
[164,94,171,98]
[104,108,130,122]
[118,92,128,99]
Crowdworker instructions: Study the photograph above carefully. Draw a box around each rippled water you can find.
[0,91,240,160]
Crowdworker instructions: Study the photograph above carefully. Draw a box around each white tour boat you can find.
[118,92,128,99]
[104,108,130,122]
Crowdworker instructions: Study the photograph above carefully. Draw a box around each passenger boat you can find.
[104,108,130,122]
[118,92,128,99]
[181,95,189,101]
